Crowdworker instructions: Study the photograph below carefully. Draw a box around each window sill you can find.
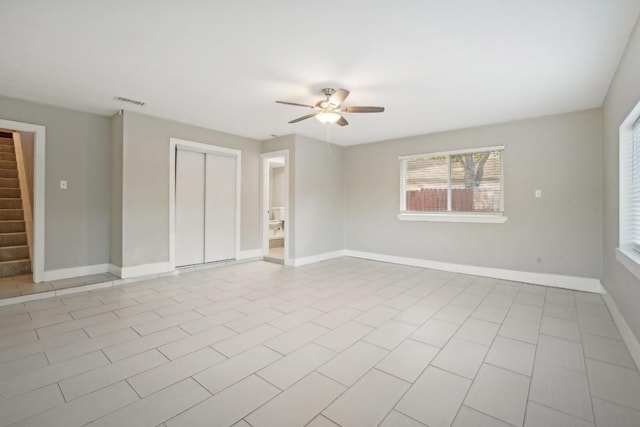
[397,213,507,223]
[616,247,640,281]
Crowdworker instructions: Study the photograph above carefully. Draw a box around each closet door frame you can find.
[169,138,241,271]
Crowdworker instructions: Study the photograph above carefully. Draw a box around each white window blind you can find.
[400,146,504,214]
[632,118,640,251]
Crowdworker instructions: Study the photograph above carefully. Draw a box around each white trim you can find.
[42,263,109,282]
[292,250,346,267]
[0,119,45,283]
[120,261,173,279]
[399,144,505,160]
[615,248,640,282]
[344,249,604,293]
[602,292,640,371]
[238,249,263,260]
[169,138,242,271]
[261,150,291,266]
[397,213,508,223]
[619,99,640,252]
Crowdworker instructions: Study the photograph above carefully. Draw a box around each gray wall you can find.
[262,135,345,260]
[344,109,603,279]
[121,111,261,267]
[110,113,123,267]
[0,95,110,271]
[270,166,285,209]
[294,135,345,258]
[602,15,640,338]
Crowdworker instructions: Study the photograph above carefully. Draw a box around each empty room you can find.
[1,1,640,426]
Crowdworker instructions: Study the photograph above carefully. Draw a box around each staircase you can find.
[0,132,31,277]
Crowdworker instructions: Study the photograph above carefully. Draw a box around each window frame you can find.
[617,100,640,280]
[398,145,507,223]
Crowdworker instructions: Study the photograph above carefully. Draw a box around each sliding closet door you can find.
[205,153,236,262]
[175,149,205,267]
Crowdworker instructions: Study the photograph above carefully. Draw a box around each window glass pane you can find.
[405,156,448,211]
[450,150,502,212]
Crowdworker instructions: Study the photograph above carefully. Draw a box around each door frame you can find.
[0,119,45,283]
[169,138,241,270]
[261,150,291,266]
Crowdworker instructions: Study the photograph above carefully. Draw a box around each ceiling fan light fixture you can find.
[316,111,341,124]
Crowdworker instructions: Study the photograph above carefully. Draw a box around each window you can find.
[631,118,640,250]
[398,146,506,223]
[617,101,640,280]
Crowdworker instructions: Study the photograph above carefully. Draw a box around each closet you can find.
[175,148,236,267]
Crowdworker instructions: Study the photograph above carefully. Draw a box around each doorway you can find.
[169,139,241,270]
[261,150,290,265]
[0,119,44,284]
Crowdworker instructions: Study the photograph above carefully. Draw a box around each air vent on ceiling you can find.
[113,96,146,107]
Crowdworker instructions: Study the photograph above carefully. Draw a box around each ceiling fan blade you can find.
[330,88,350,105]
[288,112,318,123]
[343,106,385,113]
[336,116,349,127]
[276,101,315,109]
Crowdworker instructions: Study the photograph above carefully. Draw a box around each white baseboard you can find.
[602,293,640,371]
[292,250,346,267]
[344,250,604,294]
[120,261,174,279]
[238,249,263,260]
[41,263,109,282]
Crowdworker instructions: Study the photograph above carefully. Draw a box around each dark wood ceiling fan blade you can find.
[336,116,349,126]
[288,112,318,123]
[343,106,385,113]
[330,88,350,105]
[276,101,315,108]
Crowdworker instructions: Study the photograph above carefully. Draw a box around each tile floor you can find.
[0,273,119,299]
[0,257,639,426]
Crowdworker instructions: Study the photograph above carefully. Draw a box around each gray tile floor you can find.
[0,257,639,426]
[0,273,120,299]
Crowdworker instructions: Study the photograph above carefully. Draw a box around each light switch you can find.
[60,180,67,190]
[535,189,542,198]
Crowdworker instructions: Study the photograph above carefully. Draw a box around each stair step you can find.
[0,221,25,233]
[0,152,16,161]
[0,178,19,189]
[0,199,23,209]
[0,259,31,277]
[0,210,23,221]
[0,232,27,246]
[0,169,18,179]
[0,145,14,153]
[0,160,17,169]
[0,188,20,198]
[0,245,29,262]
[0,138,13,147]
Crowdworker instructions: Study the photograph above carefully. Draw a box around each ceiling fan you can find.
[276,88,385,127]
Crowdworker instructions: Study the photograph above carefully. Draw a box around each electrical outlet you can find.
[535,189,542,198]
[60,180,67,190]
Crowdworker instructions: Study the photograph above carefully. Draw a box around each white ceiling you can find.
[1,1,639,146]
